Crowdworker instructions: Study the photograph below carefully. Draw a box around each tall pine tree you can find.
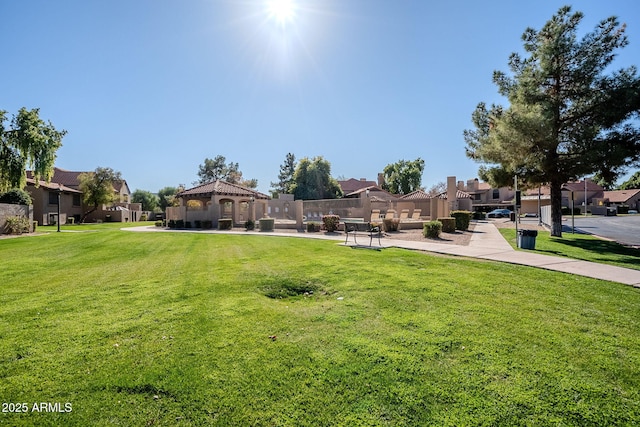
[465,6,640,236]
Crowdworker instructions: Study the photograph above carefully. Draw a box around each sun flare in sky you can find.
[266,0,296,27]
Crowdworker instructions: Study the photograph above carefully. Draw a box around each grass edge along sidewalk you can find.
[498,228,640,272]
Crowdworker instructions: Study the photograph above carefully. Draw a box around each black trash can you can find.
[517,229,538,249]
[510,212,516,221]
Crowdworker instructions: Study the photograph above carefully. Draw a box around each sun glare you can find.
[266,0,296,26]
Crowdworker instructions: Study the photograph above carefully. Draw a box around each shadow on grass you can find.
[538,237,640,269]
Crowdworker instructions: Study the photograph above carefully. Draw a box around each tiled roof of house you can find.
[178,180,270,199]
[434,189,471,199]
[26,167,83,187]
[562,180,604,192]
[26,167,128,192]
[345,186,397,200]
[604,189,640,203]
[400,189,431,200]
[338,178,378,194]
[25,178,81,193]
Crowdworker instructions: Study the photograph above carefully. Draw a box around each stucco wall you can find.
[0,203,33,233]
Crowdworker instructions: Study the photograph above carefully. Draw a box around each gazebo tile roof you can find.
[178,180,270,199]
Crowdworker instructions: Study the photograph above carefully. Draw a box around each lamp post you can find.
[57,184,62,232]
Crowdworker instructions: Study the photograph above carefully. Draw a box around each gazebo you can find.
[167,180,270,228]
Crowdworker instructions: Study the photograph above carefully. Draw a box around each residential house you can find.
[337,178,379,195]
[462,179,516,212]
[26,178,83,225]
[26,167,141,225]
[561,180,604,213]
[602,189,640,212]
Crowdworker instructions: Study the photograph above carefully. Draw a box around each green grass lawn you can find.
[1,225,639,426]
[499,228,640,271]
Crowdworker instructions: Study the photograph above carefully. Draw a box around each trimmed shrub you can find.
[176,219,185,228]
[307,222,321,232]
[4,216,30,234]
[194,220,202,228]
[322,215,340,232]
[383,218,400,232]
[561,207,581,215]
[472,211,486,220]
[245,219,255,230]
[438,217,456,233]
[155,221,163,227]
[168,219,176,229]
[0,188,33,205]
[259,217,275,232]
[202,220,213,229]
[218,218,233,230]
[451,210,472,231]
[185,221,192,229]
[423,220,442,239]
[32,221,38,232]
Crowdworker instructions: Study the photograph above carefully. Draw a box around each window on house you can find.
[492,189,500,199]
[73,194,81,206]
[49,192,58,205]
[474,194,482,201]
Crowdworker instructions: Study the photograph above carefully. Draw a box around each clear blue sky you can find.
[2,0,639,194]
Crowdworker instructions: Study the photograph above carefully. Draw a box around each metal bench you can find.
[343,220,382,246]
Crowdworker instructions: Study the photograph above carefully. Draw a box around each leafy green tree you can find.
[79,167,122,222]
[464,6,640,236]
[0,107,66,192]
[290,156,342,200]
[131,189,159,212]
[271,152,297,197]
[196,155,257,188]
[381,158,425,195]
[197,156,228,183]
[157,186,179,211]
[619,171,640,190]
[0,188,33,205]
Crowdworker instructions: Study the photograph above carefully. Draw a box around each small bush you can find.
[259,218,275,232]
[194,220,202,228]
[561,207,581,215]
[245,219,255,230]
[202,220,213,229]
[617,205,629,214]
[0,188,33,205]
[383,218,400,232]
[168,219,176,229]
[4,216,30,234]
[322,215,340,232]
[451,210,472,231]
[185,221,192,229]
[438,217,456,233]
[32,221,38,232]
[423,220,442,239]
[218,218,233,230]
[176,219,185,228]
[155,221,163,227]
[472,211,486,220]
[306,222,321,232]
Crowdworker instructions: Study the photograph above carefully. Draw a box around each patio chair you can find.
[411,209,422,220]
[399,209,410,220]
[371,209,381,221]
[386,209,396,219]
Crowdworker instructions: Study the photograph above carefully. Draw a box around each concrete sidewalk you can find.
[378,221,640,288]
[125,222,640,288]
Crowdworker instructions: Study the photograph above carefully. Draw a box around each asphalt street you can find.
[566,215,640,247]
